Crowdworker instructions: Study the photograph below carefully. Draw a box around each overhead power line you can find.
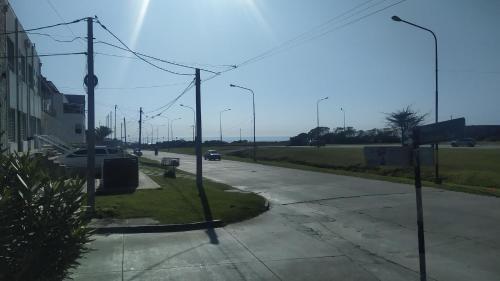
[144,79,196,117]
[235,0,408,68]
[0,17,87,35]
[0,52,86,59]
[94,19,194,76]
[95,40,234,75]
[27,31,83,43]
[44,0,86,47]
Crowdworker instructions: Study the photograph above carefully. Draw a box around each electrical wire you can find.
[143,79,196,117]
[44,0,87,47]
[0,52,86,59]
[26,32,83,43]
[0,17,87,35]
[237,0,380,67]
[94,40,233,74]
[235,0,408,68]
[94,19,194,76]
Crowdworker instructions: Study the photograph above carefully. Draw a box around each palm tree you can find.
[95,126,112,143]
[385,106,427,146]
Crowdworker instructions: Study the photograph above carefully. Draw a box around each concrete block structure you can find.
[0,0,43,153]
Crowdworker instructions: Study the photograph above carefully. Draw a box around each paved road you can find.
[71,150,500,280]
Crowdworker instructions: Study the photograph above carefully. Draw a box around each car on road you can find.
[133,148,143,156]
[204,150,221,161]
[57,146,125,170]
[451,138,476,147]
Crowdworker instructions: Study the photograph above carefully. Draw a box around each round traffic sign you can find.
[84,74,98,87]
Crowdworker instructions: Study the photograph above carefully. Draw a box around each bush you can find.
[0,153,92,281]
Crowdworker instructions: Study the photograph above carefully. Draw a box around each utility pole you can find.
[120,122,123,142]
[138,107,142,149]
[114,105,117,140]
[110,111,112,137]
[195,69,213,222]
[240,128,242,142]
[86,17,96,213]
[123,117,127,145]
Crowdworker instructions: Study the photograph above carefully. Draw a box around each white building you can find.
[41,77,86,145]
[0,0,43,153]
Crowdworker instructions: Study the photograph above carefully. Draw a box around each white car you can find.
[57,146,125,170]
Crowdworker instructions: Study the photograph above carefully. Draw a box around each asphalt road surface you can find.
[71,150,500,280]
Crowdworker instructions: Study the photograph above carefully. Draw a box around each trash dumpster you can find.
[100,157,139,193]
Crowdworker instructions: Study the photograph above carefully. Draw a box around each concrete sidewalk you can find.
[70,150,500,280]
[71,209,388,281]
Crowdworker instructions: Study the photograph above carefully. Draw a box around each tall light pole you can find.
[230,84,256,162]
[316,97,328,146]
[156,115,170,142]
[180,104,196,142]
[170,118,181,142]
[219,108,231,142]
[340,107,346,132]
[392,15,440,184]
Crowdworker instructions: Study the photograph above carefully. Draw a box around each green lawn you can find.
[165,146,500,196]
[95,158,267,224]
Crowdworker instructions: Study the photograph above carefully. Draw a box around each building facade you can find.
[1,0,43,153]
[41,77,86,145]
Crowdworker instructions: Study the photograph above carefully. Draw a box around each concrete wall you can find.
[3,0,42,153]
[0,0,7,151]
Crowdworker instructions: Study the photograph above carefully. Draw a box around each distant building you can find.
[41,77,86,145]
[0,0,43,153]
[465,125,500,141]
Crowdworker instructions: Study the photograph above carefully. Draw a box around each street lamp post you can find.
[316,97,329,146]
[219,108,231,142]
[180,104,196,142]
[340,107,346,132]
[170,118,181,143]
[230,84,256,162]
[392,15,440,184]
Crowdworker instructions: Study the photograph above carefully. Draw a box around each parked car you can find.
[451,138,476,147]
[133,148,143,156]
[204,150,221,161]
[57,146,125,170]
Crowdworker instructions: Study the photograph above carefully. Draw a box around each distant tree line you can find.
[289,126,400,146]
[290,106,429,146]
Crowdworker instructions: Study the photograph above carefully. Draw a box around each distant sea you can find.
[202,136,289,142]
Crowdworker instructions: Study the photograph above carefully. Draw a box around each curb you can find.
[91,220,225,234]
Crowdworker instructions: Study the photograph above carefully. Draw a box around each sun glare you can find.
[242,0,273,37]
[130,0,151,49]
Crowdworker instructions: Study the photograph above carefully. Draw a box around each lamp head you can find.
[392,15,402,22]
[229,84,235,87]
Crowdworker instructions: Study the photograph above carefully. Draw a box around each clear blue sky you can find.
[10,0,500,141]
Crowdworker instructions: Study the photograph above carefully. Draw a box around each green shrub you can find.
[0,152,92,281]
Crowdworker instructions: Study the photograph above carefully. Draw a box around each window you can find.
[95,149,107,155]
[28,64,34,88]
[30,116,36,137]
[107,148,120,154]
[20,113,26,140]
[74,149,87,155]
[8,109,15,141]
[75,124,82,134]
[19,53,26,82]
[7,38,14,70]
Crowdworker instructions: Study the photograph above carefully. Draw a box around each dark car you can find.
[133,148,143,156]
[204,150,221,161]
[451,138,476,147]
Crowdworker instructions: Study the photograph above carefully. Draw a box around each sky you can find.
[8,0,500,141]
